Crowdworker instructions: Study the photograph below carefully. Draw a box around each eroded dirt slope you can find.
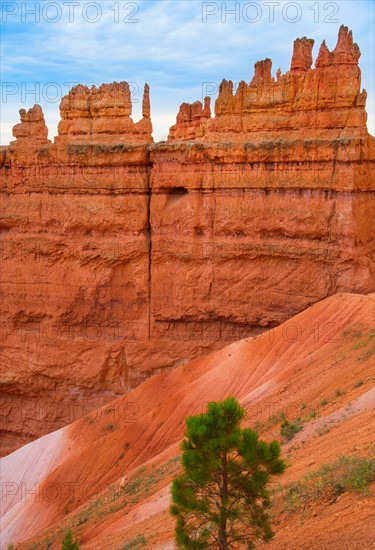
[0,292,374,549]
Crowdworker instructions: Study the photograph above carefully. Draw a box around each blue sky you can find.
[1,0,374,143]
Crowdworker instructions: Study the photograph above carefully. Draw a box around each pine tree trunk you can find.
[218,452,229,549]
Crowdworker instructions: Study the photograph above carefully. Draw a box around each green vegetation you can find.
[282,455,375,513]
[119,534,147,549]
[62,530,79,550]
[171,397,285,549]
[342,323,366,340]
[320,399,328,407]
[267,411,286,427]
[341,325,374,363]
[280,419,303,441]
[335,388,345,397]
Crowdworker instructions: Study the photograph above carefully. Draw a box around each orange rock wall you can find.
[1,28,374,455]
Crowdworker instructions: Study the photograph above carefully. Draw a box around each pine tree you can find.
[61,530,79,550]
[170,397,286,549]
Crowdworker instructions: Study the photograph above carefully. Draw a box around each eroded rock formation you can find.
[1,27,374,455]
[12,104,50,143]
[57,82,153,142]
[168,26,367,140]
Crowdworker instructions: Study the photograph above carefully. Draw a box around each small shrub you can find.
[282,455,375,513]
[335,388,345,397]
[119,534,147,550]
[333,456,375,493]
[7,545,14,550]
[125,479,142,494]
[320,399,328,407]
[268,413,280,426]
[62,530,79,550]
[268,411,285,426]
[354,379,364,388]
[308,409,316,419]
[280,419,303,441]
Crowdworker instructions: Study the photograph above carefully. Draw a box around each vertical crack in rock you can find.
[147,165,152,341]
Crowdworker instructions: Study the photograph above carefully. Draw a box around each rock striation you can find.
[1,27,374,455]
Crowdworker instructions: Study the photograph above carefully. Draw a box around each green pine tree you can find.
[170,397,286,549]
[61,530,79,550]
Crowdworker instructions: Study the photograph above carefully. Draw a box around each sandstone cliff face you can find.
[1,27,374,455]
[151,25,374,352]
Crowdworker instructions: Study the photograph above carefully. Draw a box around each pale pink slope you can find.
[0,428,67,547]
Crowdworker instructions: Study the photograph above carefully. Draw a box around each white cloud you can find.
[0,123,14,145]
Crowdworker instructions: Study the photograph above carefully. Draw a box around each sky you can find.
[0,0,374,143]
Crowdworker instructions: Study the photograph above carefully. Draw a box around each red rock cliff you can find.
[1,27,374,455]
[150,25,374,385]
[1,83,153,455]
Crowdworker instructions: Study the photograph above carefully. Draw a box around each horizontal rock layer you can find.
[0,27,374,455]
